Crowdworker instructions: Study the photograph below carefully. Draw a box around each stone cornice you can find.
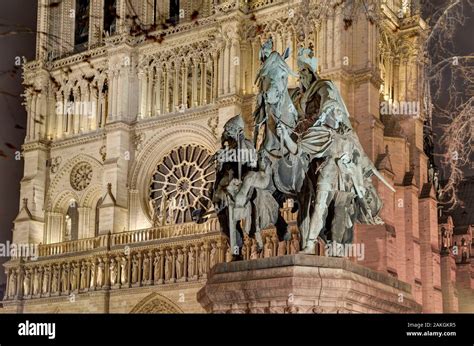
[104,121,133,133]
[22,140,51,153]
[50,130,106,151]
[134,106,219,132]
[216,94,244,108]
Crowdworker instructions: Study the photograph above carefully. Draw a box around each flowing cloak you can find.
[295,80,383,245]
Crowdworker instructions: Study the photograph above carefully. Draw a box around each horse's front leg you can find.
[228,203,243,261]
[255,229,264,253]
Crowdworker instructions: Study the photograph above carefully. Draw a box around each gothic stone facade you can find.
[2,0,468,313]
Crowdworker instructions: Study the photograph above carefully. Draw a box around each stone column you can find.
[148,251,153,283]
[183,248,188,280]
[173,64,180,111]
[223,41,230,94]
[55,91,63,138]
[192,61,199,107]
[171,248,176,283]
[163,68,169,113]
[78,207,92,239]
[138,70,146,119]
[159,249,165,283]
[146,67,154,117]
[89,85,97,131]
[137,252,143,286]
[73,89,80,134]
[181,64,187,109]
[200,60,207,105]
[30,94,37,140]
[154,67,162,115]
[212,52,219,101]
[231,38,240,94]
[218,48,225,96]
[251,40,259,93]
[104,257,110,289]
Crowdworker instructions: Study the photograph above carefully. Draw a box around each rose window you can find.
[70,162,93,191]
[150,144,215,224]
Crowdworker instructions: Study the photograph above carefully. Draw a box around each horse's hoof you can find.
[299,245,316,255]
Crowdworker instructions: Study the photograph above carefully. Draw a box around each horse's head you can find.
[257,51,297,106]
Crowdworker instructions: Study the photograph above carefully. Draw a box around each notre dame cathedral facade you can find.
[1,0,471,313]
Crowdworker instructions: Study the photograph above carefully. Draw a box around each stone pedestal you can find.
[197,255,421,313]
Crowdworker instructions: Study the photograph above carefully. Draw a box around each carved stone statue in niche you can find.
[70,263,78,291]
[51,266,59,293]
[23,269,31,296]
[264,237,273,258]
[9,270,17,298]
[61,264,69,292]
[153,252,161,283]
[42,267,50,294]
[97,259,104,288]
[80,262,87,290]
[188,248,196,278]
[176,249,184,280]
[33,269,40,295]
[199,246,207,276]
[250,239,259,260]
[165,250,173,281]
[109,259,118,286]
[290,233,300,254]
[120,257,128,285]
[143,254,151,282]
[131,255,139,284]
[209,243,218,268]
[89,262,96,289]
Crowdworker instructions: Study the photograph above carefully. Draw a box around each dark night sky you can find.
[0,2,471,286]
[0,0,37,284]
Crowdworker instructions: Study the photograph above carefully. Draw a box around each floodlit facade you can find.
[1,0,471,313]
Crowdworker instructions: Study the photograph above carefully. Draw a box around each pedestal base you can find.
[197,255,421,313]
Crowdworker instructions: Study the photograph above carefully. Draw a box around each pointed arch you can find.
[130,292,183,313]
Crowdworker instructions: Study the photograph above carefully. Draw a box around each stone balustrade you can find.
[38,234,109,257]
[37,218,220,257]
[4,232,227,301]
[4,209,298,301]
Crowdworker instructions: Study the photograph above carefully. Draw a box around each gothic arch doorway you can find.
[130,293,183,313]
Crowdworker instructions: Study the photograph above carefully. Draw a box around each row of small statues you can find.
[5,240,225,300]
[241,231,301,260]
[6,231,304,299]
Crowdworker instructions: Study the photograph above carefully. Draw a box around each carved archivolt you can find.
[47,154,103,211]
[130,293,183,313]
[128,123,217,224]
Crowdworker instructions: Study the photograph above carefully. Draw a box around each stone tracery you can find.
[150,144,215,225]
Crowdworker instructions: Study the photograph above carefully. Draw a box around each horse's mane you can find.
[255,51,297,82]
